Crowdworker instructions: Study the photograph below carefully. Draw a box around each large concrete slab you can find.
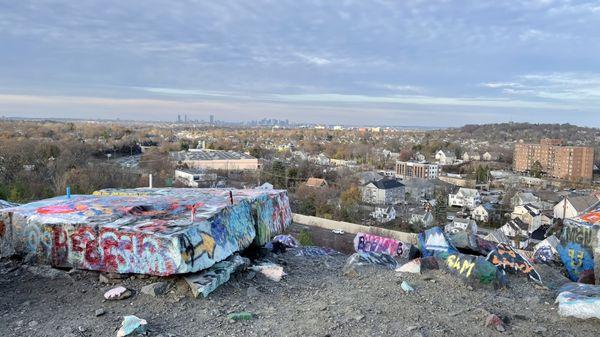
[0,188,291,276]
[556,209,600,282]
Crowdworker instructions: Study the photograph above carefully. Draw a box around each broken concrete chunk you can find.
[396,259,421,274]
[555,282,600,320]
[486,243,542,284]
[116,315,147,337]
[104,286,133,301]
[401,281,414,293]
[141,281,170,297]
[345,252,399,270]
[185,255,250,298]
[354,232,418,260]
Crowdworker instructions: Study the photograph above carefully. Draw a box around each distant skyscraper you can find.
[210,114,214,124]
[184,114,188,123]
[177,114,181,123]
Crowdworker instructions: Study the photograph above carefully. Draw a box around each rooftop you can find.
[170,149,256,161]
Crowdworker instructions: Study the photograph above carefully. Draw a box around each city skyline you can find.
[1,1,600,126]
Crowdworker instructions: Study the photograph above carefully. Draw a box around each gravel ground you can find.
[0,250,599,337]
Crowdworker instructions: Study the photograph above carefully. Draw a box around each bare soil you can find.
[1,249,598,337]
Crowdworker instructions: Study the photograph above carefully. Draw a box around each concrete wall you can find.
[292,213,417,244]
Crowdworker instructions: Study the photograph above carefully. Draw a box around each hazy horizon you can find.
[1,1,600,127]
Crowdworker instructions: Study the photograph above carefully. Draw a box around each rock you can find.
[28,320,38,327]
[401,281,414,293]
[227,312,253,321]
[26,265,71,281]
[533,326,547,334]
[342,264,359,278]
[250,263,286,282]
[246,286,260,298]
[95,308,106,317]
[117,315,147,337]
[99,274,111,284]
[485,314,506,332]
[396,259,421,274]
[406,325,419,331]
[104,286,133,301]
[77,326,86,332]
[141,282,169,297]
[245,271,257,280]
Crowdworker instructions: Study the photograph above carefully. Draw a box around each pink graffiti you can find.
[354,233,405,257]
[37,204,89,214]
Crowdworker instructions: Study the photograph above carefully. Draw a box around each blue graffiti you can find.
[557,241,594,281]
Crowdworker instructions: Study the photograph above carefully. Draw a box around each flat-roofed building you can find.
[513,138,593,181]
[395,161,439,180]
[170,149,259,170]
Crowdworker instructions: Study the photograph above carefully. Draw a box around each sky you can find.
[0,0,599,127]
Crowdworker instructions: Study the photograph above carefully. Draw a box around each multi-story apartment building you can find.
[513,138,594,181]
[395,161,439,180]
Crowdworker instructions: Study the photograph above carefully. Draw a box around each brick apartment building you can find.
[395,161,439,180]
[513,138,594,181]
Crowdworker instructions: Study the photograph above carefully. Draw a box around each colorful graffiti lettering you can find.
[446,254,475,277]
[560,222,597,248]
[486,243,541,283]
[354,232,408,257]
[558,241,594,281]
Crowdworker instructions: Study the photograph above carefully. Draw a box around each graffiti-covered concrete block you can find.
[353,232,418,260]
[556,215,600,282]
[437,251,506,287]
[0,188,291,276]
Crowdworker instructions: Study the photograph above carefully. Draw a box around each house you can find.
[435,150,457,165]
[482,152,498,161]
[511,192,540,207]
[356,171,384,186]
[499,218,530,249]
[484,229,510,244]
[511,203,542,233]
[174,169,218,187]
[445,217,478,235]
[305,177,328,188]
[403,178,435,202]
[370,206,396,223]
[471,203,495,222]
[361,179,405,205]
[553,194,600,219]
[414,152,426,162]
[448,188,481,210]
[462,152,480,162]
[409,209,434,227]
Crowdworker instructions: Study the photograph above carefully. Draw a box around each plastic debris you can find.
[555,282,600,320]
[401,281,414,293]
[227,311,253,321]
[185,255,250,298]
[396,259,421,274]
[104,286,132,301]
[250,263,286,282]
[116,315,147,337]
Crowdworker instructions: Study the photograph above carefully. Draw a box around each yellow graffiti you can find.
[568,249,584,268]
[447,255,475,278]
[182,232,216,262]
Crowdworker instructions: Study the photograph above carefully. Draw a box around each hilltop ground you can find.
[1,245,599,337]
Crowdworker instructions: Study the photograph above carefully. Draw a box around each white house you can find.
[462,152,480,162]
[553,195,600,219]
[511,192,540,207]
[371,206,396,223]
[409,209,434,227]
[448,188,481,210]
[499,218,530,249]
[435,150,457,165]
[361,179,405,205]
[445,217,478,234]
[471,203,495,222]
[482,152,498,161]
[511,203,542,233]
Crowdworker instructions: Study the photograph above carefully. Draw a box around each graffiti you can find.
[418,227,457,257]
[437,252,503,286]
[561,222,596,248]
[0,188,291,276]
[345,251,398,269]
[533,246,554,263]
[447,254,475,277]
[486,243,541,283]
[354,232,411,258]
[0,220,5,237]
[184,255,249,298]
[293,246,338,257]
[558,242,594,281]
